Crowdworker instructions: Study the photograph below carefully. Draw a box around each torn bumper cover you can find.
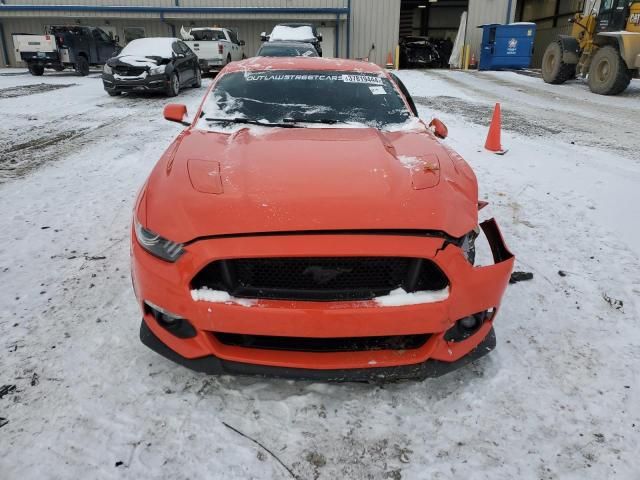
[134,219,514,381]
[102,72,168,92]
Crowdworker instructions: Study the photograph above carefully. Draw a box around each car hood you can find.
[108,55,166,68]
[143,126,479,243]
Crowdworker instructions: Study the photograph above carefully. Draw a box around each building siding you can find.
[350,0,400,65]
[467,0,515,60]
[0,0,404,67]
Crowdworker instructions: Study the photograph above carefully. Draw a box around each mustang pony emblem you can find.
[302,266,353,284]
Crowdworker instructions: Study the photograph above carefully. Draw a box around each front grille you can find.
[213,332,431,352]
[113,66,146,76]
[191,257,448,301]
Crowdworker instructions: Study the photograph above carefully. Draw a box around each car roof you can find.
[226,57,385,74]
[278,23,314,27]
[258,41,316,48]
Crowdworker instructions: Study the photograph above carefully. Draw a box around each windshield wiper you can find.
[282,117,346,125]
[204,117,298,128]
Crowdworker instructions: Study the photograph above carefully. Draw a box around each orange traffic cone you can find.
[386,51,394,69]
[470,53,477,69]
[485,103,504,153]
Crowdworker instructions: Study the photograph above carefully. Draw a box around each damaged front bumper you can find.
[102,72,167,93]
[133,219,514,381]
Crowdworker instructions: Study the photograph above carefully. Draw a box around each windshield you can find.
[258,45,318,57]
[191,30,226,41]
[120,38,175,58]
[201,70,411,129]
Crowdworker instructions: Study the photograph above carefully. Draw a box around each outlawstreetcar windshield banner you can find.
[245,73,384,85]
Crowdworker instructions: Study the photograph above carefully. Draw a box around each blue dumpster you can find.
[478,23,536,71]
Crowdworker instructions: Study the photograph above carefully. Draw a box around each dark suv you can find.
[261,23,323,57]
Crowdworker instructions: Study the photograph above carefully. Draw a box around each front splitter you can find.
[140,320,496,382]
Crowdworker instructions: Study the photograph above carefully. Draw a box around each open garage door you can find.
[399,0,468,68]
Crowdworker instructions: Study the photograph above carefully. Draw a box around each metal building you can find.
[0,0,401,67]
[400,0,516,59]
[514,0,584,67]
[0,0,524,69]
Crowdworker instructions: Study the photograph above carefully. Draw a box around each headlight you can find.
[461,228,478,265]
[149,64,166,75]
[103,64,112,74]
[134,220,184,262]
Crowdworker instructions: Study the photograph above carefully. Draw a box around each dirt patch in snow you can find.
[0,83,75,99]
[413,95,559,137]
[0,128,88,181]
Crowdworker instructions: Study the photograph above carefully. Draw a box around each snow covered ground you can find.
[1,67,639,479]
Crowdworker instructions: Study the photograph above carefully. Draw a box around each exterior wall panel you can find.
[0,0,401,67]
[350,0,400,66]
[467,0,515,60]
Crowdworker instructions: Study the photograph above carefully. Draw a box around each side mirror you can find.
[317,33,323,42]
[239,40,245,46]
[164,103,189,125]
[260,32,267,41]
[429,118,448,139]
[114,35,120,43]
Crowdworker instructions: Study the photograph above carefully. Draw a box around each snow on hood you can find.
[113,55,161,68]
[269,25,315,42]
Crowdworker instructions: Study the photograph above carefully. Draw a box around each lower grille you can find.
[191,256,449,301]
[213,332,430,352]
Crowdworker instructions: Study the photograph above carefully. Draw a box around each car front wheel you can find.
[28,64,45,76]
[166,72,180,97]
[75,56,90,76]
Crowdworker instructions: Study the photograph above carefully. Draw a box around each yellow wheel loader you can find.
[541,0,640,95]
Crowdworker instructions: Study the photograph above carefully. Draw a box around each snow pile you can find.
[191,287,256,307]
[269,25,315,42]
[375,287,450,307]
[119,37,176,58]
[382,116,424,133]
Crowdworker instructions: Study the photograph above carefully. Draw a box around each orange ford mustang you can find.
[132,57,514,381]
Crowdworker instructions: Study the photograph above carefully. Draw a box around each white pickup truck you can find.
[179,26,245,74]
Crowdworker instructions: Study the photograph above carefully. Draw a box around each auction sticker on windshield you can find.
[341,74,384,85]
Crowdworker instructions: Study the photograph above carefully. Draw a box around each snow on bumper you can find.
[131,219,514,377]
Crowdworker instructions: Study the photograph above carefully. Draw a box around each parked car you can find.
[14,26,120,76]
[261,23,322,56]
[256,41,318,57]
[399,36,444,69]
[102,37,201,97]
[132,57,515,381]
[179,26,245,74]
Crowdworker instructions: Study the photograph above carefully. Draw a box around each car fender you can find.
[165,62,177,77]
